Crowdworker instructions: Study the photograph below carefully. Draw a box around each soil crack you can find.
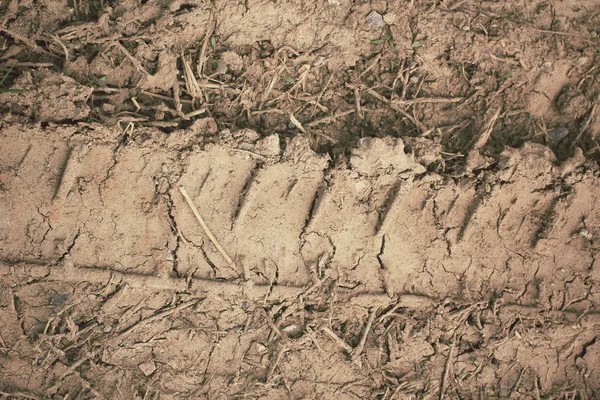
[165,189,181,277]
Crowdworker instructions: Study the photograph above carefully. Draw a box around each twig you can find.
[351,308,377,362]
[179,185,234,267]
[392,105,427,133]
[533,28,597,44]
[440,151,464,158]
[280,64,311,98]
[322,326,353,353]
[0,390,40,400]
[312,130,339,144]
[366,89,428,132]
[391,60,405,101]
[182,108,206,119]
[117,298,199,338]
[47,33,69,61]
[573,99,598,144]
[354,86,364,119]
[115,42,149,75]
[74,371,105,400]
[489,53,520,66]
[265,345,289,383]
[311,73,334,118]
[259,65,285,110]
[360,53,382,78]
[0,27,38,49]
[439,340,456,400]
[289,113,308,134]
[262,308,286,340]
[507,367,525,398]
[472,108,501,150]
[47,354,92,393]
[172,84,185,118]
[413,74,427,99]
[141,90,193,104]
[448,0,470,10]
[0,62,54,68]
[306,109,355,128]
[196,13,215,79]
[401,63,411,100]
[391,97,464,106]
[377,302,403,323]
[251,108,286,116]
[181,54,203,100]
[232,148,266,159]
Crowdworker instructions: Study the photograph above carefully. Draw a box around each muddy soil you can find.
[1,0,600,398]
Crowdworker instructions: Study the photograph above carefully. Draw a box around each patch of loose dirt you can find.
[1,0,600,398]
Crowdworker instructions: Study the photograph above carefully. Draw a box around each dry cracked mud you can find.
[1,121,600,398]
[2,0,600,398]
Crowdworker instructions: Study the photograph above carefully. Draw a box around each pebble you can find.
[548,127,569,144]
[366,11,384,29]
[542,61,553,72]
[138,360,156,376]
[383,13,396,25]
[53,294,69,305]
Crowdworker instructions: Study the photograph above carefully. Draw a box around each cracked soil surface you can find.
[1,0,600,398]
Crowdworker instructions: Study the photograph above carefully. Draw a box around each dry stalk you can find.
[472,108,501,150]
[196,14,215,79]
[438,339,456,400]
[322,326,353,353]
[391,97,464,106]
[351,308,377,362]
[181,53,203,100]
[179,186,234,267]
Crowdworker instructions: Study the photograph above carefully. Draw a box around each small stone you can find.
[409,76,419,84]
[366,11,384,29]
[138,360,156,376]
[313,56,326,67]
[53,294,69,305]
[548,127,569,144]
[282,324,299,333]
[253,342,267,354]
[383,13,396,25]
[215,60,227,75]
[578,57,589,66]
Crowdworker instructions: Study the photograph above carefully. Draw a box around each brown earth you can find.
[1,0,600,399]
